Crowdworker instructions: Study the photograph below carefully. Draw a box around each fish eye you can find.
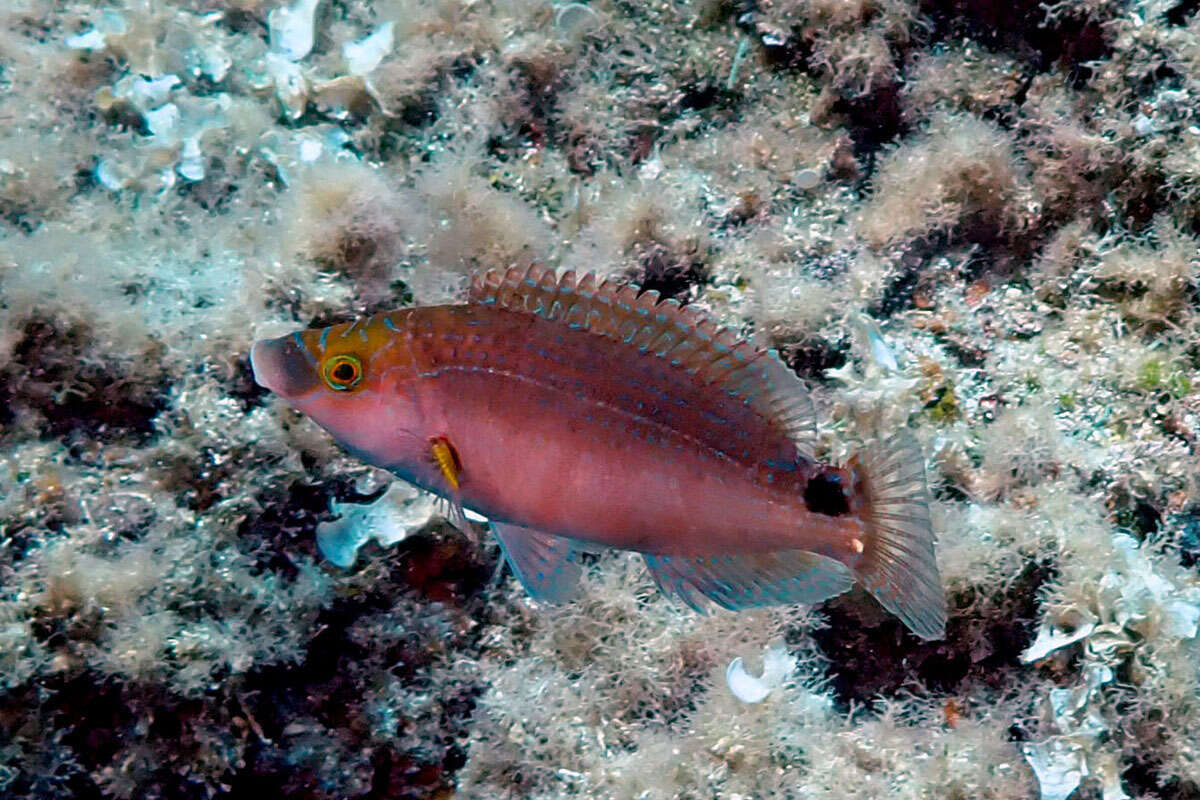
[322,354,363,391]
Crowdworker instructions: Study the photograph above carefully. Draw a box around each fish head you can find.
[251,316,423,468]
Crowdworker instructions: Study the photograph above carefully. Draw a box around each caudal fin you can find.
[848,433,947,640]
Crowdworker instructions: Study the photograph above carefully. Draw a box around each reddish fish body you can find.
[406,305,856,560]
[252,267,946,639]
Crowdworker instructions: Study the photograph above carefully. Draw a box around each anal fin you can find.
[643,550,853,612]
[492,521,585,603]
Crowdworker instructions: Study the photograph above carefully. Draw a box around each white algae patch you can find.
[1022,665,1127,800]
[316,482,438,568]
[343,22,394,78]
[267,0,321,62]
[725,642,796,704]
[1022,609,1098,663]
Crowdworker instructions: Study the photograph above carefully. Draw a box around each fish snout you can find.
[250,334,320,399]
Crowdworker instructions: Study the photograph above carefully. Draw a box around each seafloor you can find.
[2,0,1199,798]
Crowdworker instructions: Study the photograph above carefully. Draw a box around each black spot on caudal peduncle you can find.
[804,471,850,517]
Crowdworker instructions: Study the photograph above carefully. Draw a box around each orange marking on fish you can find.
[430,436,461,491]
[250,266,947,639]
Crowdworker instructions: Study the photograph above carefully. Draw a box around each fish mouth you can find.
[250,334,320,399]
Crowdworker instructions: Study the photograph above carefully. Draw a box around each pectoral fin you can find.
[491,521,585,603]
[428,436,470,532]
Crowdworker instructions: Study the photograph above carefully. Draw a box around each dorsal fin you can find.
[468,265,816,458]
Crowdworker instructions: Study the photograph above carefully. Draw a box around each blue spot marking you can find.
[319,327,330,350]
[383,317,400,332]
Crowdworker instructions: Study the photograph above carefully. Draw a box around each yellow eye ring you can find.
[322,354,363,391]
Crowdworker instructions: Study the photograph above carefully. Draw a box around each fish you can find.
[250,265,947,640]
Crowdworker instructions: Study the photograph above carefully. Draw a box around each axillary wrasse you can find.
[251,266,947,640]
